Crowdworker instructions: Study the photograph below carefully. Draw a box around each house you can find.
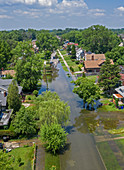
[113,86,124,105]
[76,48,85,60]
[84,54,106,73]
[0,79,22,111]
[0,70,15,78]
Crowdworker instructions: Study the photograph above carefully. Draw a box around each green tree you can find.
[0,40,11,69]
[13,41,43,91]
[40,123,67,154]
[73,77,100,107]
[105,46,124,65]
[36,30,59,52]
[7,80,21,112]
[44,50,52,60]
[66,45,71,53]
[98,59,120,96]
[71,45,76,59]
[13,106,37,137]
[36,91,70,126]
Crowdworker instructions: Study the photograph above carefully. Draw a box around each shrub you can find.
[40,123,67,154]
[75,60,79,64]
[33,90,38,97]
[70,66,74,72]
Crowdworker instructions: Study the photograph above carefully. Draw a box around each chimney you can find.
[92,55,94,60]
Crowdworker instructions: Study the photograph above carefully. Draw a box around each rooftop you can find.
[85,54,105,61]
[115,86,124,97]
[0,109,13,126]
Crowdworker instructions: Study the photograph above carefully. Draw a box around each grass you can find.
[97,141,121,170]
[8,146,34,170]
[108,128,124,135]
[45,152,60,170]
[87,75,97,83]
[115,139,124,156]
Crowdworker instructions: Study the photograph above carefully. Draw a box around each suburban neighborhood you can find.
[0,12,124,170]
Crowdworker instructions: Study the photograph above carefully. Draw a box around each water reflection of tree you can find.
[101,118,119,130]
[73,110,120,134]
[43,64,59,83]
[73,111,99,134]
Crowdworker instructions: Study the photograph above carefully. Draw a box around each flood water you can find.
[39,63,124,170]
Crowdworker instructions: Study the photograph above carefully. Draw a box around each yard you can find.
[97,141,121,170]
[8,146,34,169]
[45,152,60,170]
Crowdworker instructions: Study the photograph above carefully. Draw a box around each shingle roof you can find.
[84,60,105,69]
[85,54,105,61]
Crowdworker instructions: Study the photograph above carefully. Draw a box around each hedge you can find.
[0,130,16,137]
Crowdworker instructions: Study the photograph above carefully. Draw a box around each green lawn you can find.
[115,139,124,156]
[8,146,34,170]
[45,152,60,170]
[97,141,121,170]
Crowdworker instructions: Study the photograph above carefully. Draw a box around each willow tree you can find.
[36,91,70,127]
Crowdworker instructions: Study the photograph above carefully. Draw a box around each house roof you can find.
[84,60,105,69]
[113,94,123,99]
[84,59,114,69]
[85,54,105,61]
[115,86,124,97]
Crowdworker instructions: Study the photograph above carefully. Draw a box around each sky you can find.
[0,0,124,30]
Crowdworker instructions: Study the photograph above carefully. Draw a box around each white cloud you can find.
[88,8,105,17]
[13,9,41,18]
[38,0,57,6]
[117,7,124,12]
[49,0,88,16]
[0,15,12,18]
[25,0,36,4]
[94,13,105,16]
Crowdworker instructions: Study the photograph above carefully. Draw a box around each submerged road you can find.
[41,62,105,170]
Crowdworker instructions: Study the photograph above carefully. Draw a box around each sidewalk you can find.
[57,49,77,81]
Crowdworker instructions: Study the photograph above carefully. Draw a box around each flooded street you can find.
[39,63,124,170]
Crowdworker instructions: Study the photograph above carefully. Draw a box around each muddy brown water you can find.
[39,63,124,170]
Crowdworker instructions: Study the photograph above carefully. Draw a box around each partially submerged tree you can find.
[36,91,70,126]
[73,77,100,107]
[7,80,21,112]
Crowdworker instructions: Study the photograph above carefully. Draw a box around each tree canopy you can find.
[73,77,100,106]
[36,30,59,52]
[105,46,124,65]
[35,91,70,126]
[98,59,120,96]
[13,106,37,137]
[62,25,121,54]
[13,41,43,91]
[40,123,67,154]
